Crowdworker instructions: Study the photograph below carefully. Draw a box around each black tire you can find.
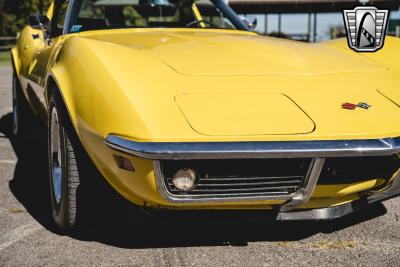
[48,91,84,231]
[48,89,135,231]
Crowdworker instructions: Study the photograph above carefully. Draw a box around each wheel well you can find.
[10,50,18,75]
[45,75,82,153]
[45,75,59,105]
[10,52,21,89]
[10,52,16,74]
[45,75,76,125]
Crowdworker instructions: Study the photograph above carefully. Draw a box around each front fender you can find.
[46,36,167,204]
[47,69,153,205]
[48,36,168,141]
[324,36,400,73]
[11,48,20,77]
[361,37,400,73]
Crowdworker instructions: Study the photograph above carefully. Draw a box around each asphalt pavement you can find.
[1,65,400,266]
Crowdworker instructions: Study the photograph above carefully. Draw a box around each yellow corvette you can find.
[11,0,400,230]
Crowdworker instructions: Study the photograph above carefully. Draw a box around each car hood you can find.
[62,31,400,140]
[82,29,387,76]
[175,93,315,136]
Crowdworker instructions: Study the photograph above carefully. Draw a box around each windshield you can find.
[66,0,248,33]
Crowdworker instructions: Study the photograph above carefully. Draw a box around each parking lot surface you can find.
[1,65,400,266]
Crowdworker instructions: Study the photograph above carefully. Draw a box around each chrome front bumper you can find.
[105,135,400,216]
[105,135,400,160]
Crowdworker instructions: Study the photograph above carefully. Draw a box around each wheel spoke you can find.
[50,108,62,205]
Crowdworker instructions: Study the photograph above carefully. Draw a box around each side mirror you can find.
[29,14,50,32]
[242,17,257,30]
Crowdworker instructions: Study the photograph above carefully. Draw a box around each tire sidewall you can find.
[48,95,68,230]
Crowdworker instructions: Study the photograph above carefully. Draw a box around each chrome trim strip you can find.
[105,135,400,160]
[153,161,293,203]
[367,168,400,203]
[109,134,400,206]
[277,202,355,221]
[152,158,326,206]
[280,158,325,211]
[279,174,400,219]
[153,157,400,206]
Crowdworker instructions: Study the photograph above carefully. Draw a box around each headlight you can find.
[172,168,198,191]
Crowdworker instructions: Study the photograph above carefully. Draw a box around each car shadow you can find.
[0,112,389,249]
[0,112,55,231]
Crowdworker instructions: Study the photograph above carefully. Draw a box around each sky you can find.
[244,10,400,41]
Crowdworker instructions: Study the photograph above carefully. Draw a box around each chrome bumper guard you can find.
[105,135,400,215]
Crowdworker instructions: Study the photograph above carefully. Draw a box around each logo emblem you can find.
[343,6,389,52]
[357,102,372,110]
[342,102,372,110]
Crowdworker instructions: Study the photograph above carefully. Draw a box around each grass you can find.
[8,207,27,214]
[312,240,358,250]
[0,51,11,66]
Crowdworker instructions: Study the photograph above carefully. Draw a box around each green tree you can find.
[0,0,51,36]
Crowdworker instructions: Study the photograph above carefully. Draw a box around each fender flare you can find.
[10,48,20,78]
[45,70,77,130]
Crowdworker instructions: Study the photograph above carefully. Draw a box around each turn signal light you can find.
[114,155,135,172]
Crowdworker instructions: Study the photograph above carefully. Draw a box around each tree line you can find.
[0,0,52,36]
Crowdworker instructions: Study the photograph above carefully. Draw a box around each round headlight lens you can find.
[172,168,197,191]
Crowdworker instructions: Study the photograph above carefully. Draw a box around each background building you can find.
[230,0,400,42]
[0,0,399,51]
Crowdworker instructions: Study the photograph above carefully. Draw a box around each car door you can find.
[26,0,70,120]
[15,2,54,90]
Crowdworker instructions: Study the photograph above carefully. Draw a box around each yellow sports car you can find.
[11,0,400,230]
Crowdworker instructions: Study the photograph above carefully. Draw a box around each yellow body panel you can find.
[312,179,385,198]
[47,2,54,19]
[12,19,400,210]
[175,93,315,136]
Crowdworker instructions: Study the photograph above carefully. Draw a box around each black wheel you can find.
[48,91,84,231]
[48,90,136,231]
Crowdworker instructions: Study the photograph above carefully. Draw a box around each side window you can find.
[196,0,235,29]
[71,0,197,31]
[51,0,69,37]
[57,2,69,30]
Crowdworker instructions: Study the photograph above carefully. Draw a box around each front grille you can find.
[318,155,400,185]
[159,158,312,198]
